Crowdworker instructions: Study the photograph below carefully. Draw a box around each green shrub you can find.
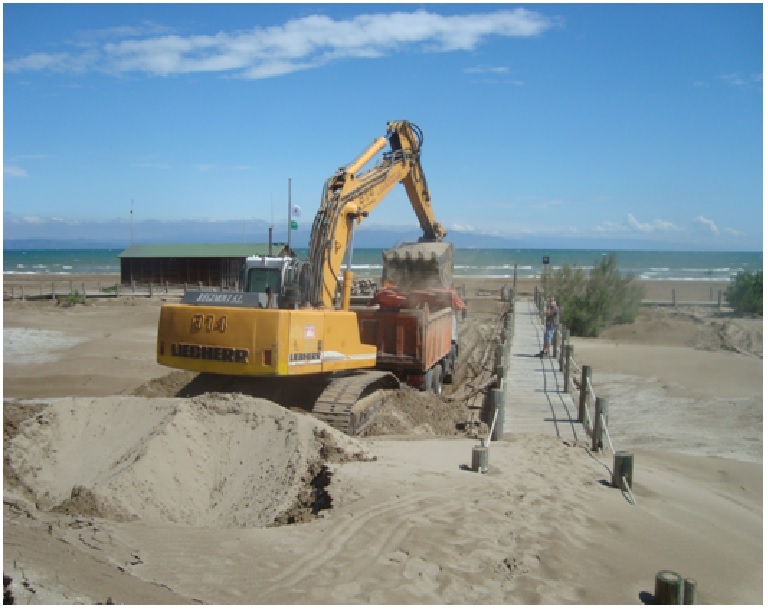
[725,271,762,315]
[546,253,644,337]
[59,291,86,307]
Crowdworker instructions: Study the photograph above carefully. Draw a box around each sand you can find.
[2,275,762,605]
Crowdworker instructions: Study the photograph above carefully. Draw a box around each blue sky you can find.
[3,2,764,250]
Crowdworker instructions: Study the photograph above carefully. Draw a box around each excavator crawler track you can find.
[312,370,401,435]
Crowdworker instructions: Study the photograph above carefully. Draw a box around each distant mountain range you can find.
[3,218,525,250]
[3,217,748,252]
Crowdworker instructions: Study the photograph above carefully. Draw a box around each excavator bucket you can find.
[381,241,454,290]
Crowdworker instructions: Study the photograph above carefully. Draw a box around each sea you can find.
[2,248,762,282]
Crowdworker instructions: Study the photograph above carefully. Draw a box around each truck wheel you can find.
[431,364,443,395]
[443,347,456,384]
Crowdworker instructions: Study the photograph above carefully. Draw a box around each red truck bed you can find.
[353,305,453,376]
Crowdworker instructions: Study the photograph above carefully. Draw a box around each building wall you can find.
[120,257,244,288]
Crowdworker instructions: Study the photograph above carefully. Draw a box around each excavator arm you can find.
[307,121,446,308]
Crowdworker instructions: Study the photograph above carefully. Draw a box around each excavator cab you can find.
[240,256,311,309]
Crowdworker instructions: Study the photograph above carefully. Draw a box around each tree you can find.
[546,253,644,337]
[725,271,762,315]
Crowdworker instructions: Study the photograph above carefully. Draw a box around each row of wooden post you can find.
[471,283,516,473]
[537,285,724,310]
[537,286,636,493]
[536,285,700,602]
[6,279,223,301]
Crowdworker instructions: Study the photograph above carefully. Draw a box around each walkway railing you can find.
[3,279,225,302]
[533,289,636,505]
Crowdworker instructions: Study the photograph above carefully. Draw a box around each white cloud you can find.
[4,165,28,178]
[449,223,478,232]
[464,65,510,74]
[719,72,747,86]
[593,221,626,232]
[627,213,678,232]
[5,9,553,79]
[724,227,745,237]
[694,215,720,234]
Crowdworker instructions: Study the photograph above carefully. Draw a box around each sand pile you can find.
[7,393,373,528]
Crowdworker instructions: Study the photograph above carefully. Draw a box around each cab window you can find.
[246,268,282,293]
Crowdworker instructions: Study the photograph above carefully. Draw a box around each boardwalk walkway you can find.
[503,298,582,441]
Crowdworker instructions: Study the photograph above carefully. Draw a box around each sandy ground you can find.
[2,275,763,605]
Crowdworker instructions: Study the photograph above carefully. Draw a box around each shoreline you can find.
[3,273,733,303]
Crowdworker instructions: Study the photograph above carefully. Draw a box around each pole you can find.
[287,179,291,251]
[130,201,134,244]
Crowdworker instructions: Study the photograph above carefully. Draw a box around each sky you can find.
[2,2,764,250]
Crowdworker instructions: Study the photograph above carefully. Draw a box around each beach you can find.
[3,274,762,605]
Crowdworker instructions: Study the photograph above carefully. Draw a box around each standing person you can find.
[538,296,559,358]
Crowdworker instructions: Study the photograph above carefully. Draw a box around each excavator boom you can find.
[307,121,447,308]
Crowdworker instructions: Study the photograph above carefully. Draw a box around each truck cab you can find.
[240,255,310,309]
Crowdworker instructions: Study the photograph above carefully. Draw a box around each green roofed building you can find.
[118,243,292,287]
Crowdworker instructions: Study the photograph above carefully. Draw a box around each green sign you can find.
[290,220,298,230]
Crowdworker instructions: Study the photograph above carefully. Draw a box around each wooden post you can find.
[563,345,573,393]
[552,328,559,359]
[81,282,86,297]
[612,450,633,489]
[560,328,570,372]
[149,282,153,298]
[21,285,25,301]
[495,343,505,385]
[592,397,607,452]
[491,388,505,442]
[672,288,677,307]
[51,282,56,301]
[683,578,697,605]
[717,289,722,311]
[471,445,489,473]
[654,570,683,605]
[578,365,591,426]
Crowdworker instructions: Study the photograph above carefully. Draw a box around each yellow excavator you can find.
[157,120,455,434]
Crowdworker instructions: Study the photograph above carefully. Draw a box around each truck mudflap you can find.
[312,370,400,435]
